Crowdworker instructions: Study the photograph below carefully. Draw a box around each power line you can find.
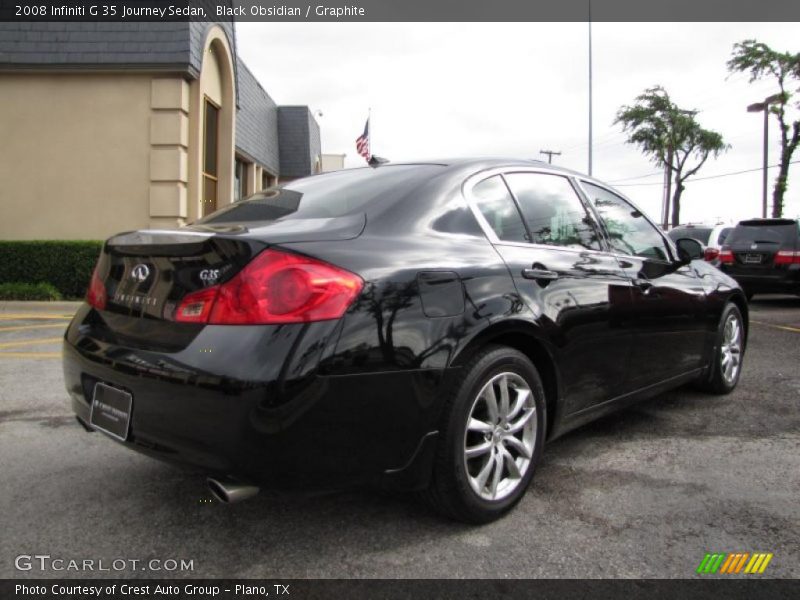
[607,169,663,183]
[613,160,800,187]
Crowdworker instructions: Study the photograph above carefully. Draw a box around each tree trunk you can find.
[772,158,790,218]
[671,181,685,228]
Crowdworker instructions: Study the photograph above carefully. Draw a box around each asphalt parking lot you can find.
[0,298,798,579]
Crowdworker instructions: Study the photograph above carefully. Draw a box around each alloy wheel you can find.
[463,372,537,501]
[720,313,743,384]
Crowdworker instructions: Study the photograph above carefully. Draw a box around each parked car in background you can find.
[63,158,749,523]
[668,223,733,264]
[718,218,800,300]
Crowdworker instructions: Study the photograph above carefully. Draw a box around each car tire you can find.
[696,302,745,395]
[422,345,545,524]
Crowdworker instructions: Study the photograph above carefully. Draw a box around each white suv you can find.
[668,224,733,264]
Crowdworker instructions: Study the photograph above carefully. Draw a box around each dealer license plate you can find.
[90,383,132,441]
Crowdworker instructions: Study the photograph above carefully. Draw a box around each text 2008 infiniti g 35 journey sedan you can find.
[64,158,747,523]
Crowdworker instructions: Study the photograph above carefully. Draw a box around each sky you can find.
[236,22,800,226]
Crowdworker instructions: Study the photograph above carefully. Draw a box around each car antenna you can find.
[368,155,390,168]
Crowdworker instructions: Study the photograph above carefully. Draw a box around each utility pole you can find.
[663,145,673,230]
[588,17,593,176]
[540,149,562,164]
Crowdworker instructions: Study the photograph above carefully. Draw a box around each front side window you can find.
[582,182,669,261]
[504,173,601,251]
[471,176,528,243]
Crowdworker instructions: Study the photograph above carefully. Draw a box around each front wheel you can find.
[697,302,745,394]
[423,345,545,523]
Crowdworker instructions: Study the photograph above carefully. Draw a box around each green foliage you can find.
[727,40,800,89]
[615,86,728,226]
[0,282,63,301]
[728,39,800,218]
[615,86,728,174]
[0,241,103,299]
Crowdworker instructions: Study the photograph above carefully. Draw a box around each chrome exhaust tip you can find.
[207,477,260,504]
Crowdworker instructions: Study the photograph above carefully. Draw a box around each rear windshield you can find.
[668,227,712,244]
[197,165,444,224]
[726,222,799,246]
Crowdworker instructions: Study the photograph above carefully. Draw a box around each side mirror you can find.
[675,237,704,263]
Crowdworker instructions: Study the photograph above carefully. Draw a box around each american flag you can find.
[355,118,370,161]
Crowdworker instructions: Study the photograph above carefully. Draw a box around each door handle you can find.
[522,268,559,281]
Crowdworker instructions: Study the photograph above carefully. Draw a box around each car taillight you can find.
[86,264,107,310]
[175,249,363,325]
[175,287,219,323]
[774,250,800,265]
[704,247,720,261]
[719,248,734,264]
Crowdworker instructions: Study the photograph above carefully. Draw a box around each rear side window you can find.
[717,227,732,246]
[726,222,799,247]
[197,165,444,224]
[471,176,528,243]
[505,173,601,250]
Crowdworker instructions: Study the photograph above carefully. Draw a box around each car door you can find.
[578,181,709,389]
[467,171,634,415]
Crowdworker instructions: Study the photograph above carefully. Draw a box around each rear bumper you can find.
[63,306,450,491]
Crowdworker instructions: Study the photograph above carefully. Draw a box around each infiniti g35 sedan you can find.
[63,158,748,523]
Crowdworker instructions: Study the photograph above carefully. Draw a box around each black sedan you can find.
[63,158,748,523]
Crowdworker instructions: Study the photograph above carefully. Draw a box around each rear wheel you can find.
[423,345,545,523]
[697,303,745,394]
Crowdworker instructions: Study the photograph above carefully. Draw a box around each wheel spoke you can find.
[508,407,535,433]
[507,388,529,421]
[474,451,495,491]
[499,445,522,479]
[498,375,511,419]
[489,450,503,498]
[482,385,499,424]
[465,440,492,459]
[468,418,493,433]
[503,434,532,459]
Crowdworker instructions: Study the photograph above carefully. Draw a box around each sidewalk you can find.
[0,301,82,314]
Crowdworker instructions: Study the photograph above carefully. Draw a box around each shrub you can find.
[0,282,63,301]
[0,241,103,299]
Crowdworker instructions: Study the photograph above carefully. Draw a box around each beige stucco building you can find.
[0,22,321,240]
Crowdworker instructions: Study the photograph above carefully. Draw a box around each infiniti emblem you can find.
[131,264,151,282]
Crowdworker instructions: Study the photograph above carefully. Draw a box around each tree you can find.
[727,40,800,218]
[615,86,728,228]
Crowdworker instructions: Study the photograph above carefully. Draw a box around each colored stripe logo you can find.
[697,552,773,574]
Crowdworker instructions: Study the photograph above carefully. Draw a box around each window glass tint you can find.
[505,173,601,250]
[471,176,528,243]
[668,226,712,244]
[726,222,799,246]
[717,227,732,245]
[198,165,444,223]
[582,182,669,260]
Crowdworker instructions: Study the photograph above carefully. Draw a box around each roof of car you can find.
[378,157,587,177]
